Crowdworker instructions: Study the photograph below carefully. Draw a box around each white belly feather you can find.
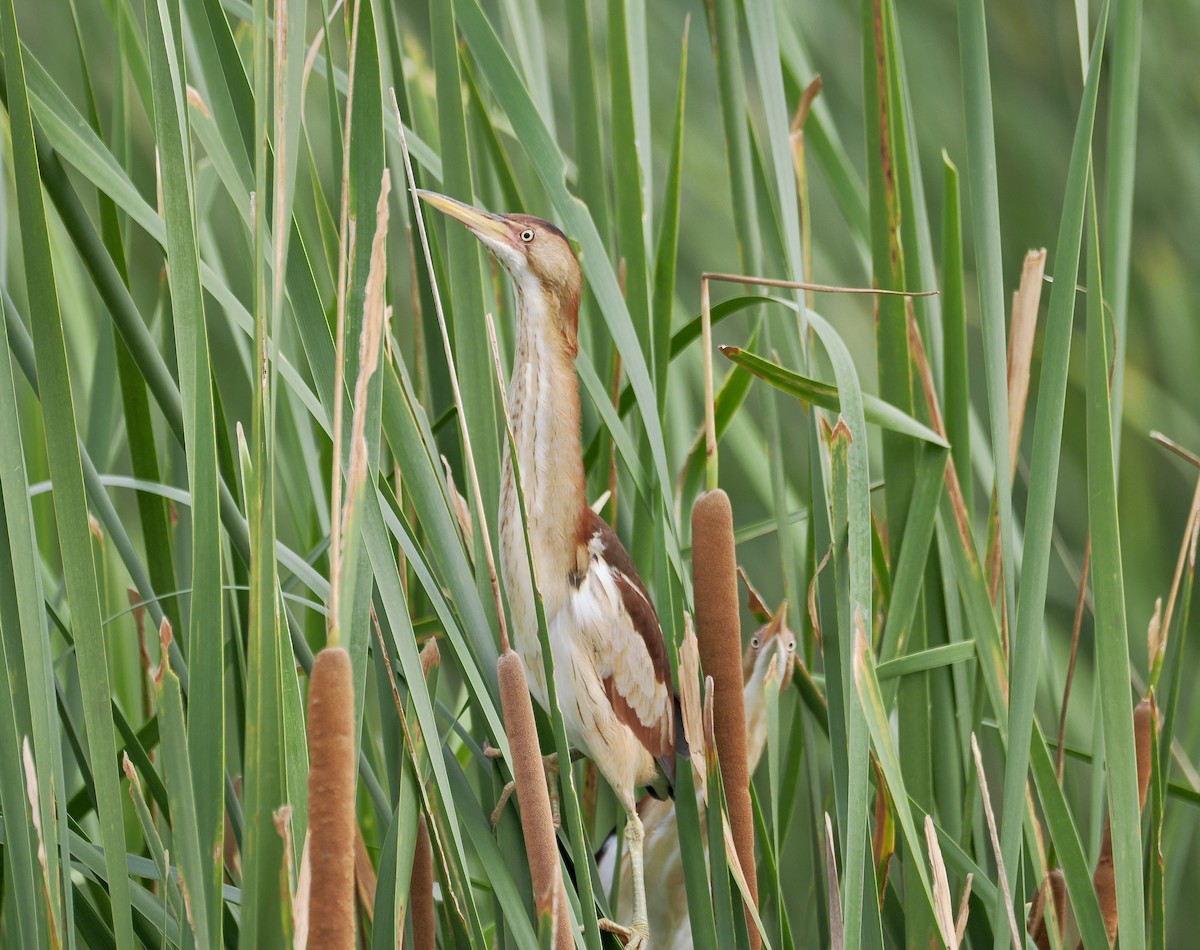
[499,505,657,801]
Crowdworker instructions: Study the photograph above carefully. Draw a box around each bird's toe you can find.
[599,918,650,948]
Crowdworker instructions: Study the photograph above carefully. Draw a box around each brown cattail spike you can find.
[411,815,437,949]
[691,488,760,946]
[1134,695,1155,808]
[498,651,572,949]
[306,646,357,949]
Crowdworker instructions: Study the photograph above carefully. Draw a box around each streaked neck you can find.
[502,276,585,593]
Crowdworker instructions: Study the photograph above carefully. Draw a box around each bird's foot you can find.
[599,918,649,949]
[490,781,516,825]
[488,752,562,829]
[543,753,561,829]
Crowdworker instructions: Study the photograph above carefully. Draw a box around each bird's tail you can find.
[651,694,690,801]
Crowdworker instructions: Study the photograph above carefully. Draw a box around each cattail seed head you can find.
[1134,695,1155,809]
[498,651,571,949]
[691,488,760,946]
[410,815,437,949]
[306,647,357,949]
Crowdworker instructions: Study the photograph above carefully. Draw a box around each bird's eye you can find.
[519,228,535,243]
[750,636,760,649]
[787,640,796,652]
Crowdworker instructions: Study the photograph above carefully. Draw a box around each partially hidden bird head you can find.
[741,600,796,772]
[417,190,582,354]
[742,600,796,693]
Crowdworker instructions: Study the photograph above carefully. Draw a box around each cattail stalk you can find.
[410,816,437,950]
[691,488,760,946]
[306,647,357,949]
[498,651,572,949]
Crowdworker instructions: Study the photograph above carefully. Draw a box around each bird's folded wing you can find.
[577,512,674,761]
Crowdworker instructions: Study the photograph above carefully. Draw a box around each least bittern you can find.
[420,191,683,948]
[596,602,795,948]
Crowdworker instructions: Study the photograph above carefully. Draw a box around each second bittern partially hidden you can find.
[420,190,685,948]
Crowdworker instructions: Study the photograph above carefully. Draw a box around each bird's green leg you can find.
[544,751,561,828]
[600,804,650,947]
[625,810,650,948]
[486,749,582,827]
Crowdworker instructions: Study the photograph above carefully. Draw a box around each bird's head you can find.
[740,600,796,773]
[742,600,796,693]
[417,190,582,353]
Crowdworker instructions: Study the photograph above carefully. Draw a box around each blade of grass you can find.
[16,50,328,431]
[141,0,230,934]
[812,306,878,950]
[0,543,47,948]
[743,0,804,289]
[1,2,132,941]
[877,446,948,680]
[76,0,182,645]
[607,0,652,364]
[379,368,504,718]
[607,288,912,428]
[363,493,488,942]
[721,345,947,447]
[1084,167,1144,948]
[651,22,689,412]
[700,688,740,948]
[971,736,1022,950]
[675,325,761,521]
[884,10,942,375]
[774,16,870,253]
[1028,723,1110,949]
[673,624,719,950]
[369,622,436,947]
[564,0,609,247]
[1156,481,1199,792]
[875,642,975,682]
[940,154,971,522]
[861,9,932,938]
[0,296,68,944]
[431,0,501,554]
[155,622,211,946]
[956,0,1017,630]
[706,0,761,274]
[0,91,271,588]
[994,5,1110,939]
[121,754,180,929]
[852,616,936,916]
[248,0,295,941]
[1101,0,1143,456]
[1147,700,1165,950]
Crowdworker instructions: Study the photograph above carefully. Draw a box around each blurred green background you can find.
[4,0,1199,942]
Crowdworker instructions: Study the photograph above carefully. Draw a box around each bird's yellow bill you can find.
[763,600,788,642]
[765,600,796,689]
[416,190,510,244]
